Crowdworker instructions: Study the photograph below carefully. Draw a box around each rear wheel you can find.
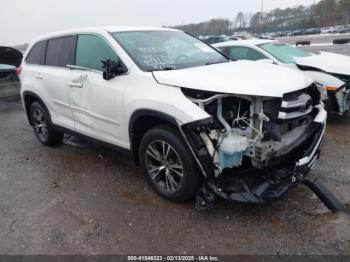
[139,125,201,202]
[29,102,63,146]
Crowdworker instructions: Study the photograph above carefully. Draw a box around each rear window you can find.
[26,41,47,65]
[45,36,76,67]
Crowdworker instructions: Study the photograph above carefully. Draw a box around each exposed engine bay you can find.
[180,85,326,207]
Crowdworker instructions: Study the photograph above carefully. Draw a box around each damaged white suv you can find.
[20,27,327,207]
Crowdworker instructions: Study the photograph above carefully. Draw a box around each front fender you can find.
[303,70,345,89]
[124,84,210,125]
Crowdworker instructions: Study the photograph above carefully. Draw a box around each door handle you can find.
[35,73,43,79]
[68,82,83,88]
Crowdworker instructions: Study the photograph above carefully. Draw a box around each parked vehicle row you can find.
[321,25,350,34]
[198,24,350,46]
[19,26,328,209]
[214,39,350,115]
[254,25,350,39]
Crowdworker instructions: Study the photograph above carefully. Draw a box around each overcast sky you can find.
[1,0,319,45]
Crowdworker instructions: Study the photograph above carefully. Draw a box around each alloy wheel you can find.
[145,140,184,193]
[32,108,48,142]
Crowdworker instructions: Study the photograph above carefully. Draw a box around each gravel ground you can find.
[1,99,350,255]
[1,43,350,255]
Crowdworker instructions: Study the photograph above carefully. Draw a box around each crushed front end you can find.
[179,84,327,206]
[327,74,350,114]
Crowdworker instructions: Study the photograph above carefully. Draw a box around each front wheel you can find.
[29,102,63,146]
[139,125,201,202]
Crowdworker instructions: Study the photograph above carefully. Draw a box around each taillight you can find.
[16,66,22,76]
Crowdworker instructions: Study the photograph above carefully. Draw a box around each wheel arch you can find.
[128,109,179,165]
[22,91,50,125]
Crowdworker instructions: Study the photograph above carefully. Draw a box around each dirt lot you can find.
[1,44,350,255]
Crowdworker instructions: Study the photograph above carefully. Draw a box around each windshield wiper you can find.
[162,67,177,71]
[205,60,229,66]
[152,66,177,71]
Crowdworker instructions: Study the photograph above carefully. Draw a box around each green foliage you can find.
[173,19,233,36]
[337,0,350,24]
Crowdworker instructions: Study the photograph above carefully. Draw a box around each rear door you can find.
[21,40,47,104]
[40,35,77,129]
[68,34,127,147]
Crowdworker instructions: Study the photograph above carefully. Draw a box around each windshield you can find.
[112,30,228,71]
[259,43,311,64]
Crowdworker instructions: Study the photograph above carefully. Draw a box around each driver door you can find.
[68,34,127,147]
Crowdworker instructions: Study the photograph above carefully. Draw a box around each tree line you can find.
[172,0,350,35]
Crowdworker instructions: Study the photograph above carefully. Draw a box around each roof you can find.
[213,39,276,48]
[104,26,180,33]
[30,26,180,43]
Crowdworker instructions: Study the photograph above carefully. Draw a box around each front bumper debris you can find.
[212,121,325,205]
[193,106,343,211]
[335,86,350,113]
[303,177,345,213]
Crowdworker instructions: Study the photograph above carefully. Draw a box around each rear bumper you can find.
[0,81,20,99]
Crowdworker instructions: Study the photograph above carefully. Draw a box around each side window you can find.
[227,46,267,61]
[45,36,76,67]
[75,34,119,71]
[26,41,47,65]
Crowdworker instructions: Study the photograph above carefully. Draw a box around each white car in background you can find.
[321,27,336,34]
[214,40,350,114]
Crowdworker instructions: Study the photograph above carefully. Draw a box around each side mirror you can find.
[102,59,128,80]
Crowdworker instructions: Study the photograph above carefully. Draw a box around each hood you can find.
[153,61,313,98]
[0,46,23,67]
[294,52,350,76]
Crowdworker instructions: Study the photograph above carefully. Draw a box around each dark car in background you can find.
[306,28,321,35]
[202,35,229,44]
[0,46,22,98]
[288,30,307,37]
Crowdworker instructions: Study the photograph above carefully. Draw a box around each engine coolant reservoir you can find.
[219,135,248,169]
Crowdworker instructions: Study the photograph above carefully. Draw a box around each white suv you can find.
[20,26,327,207]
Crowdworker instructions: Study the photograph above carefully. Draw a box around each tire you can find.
[139,125,202,202]
[29,101,63,146]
